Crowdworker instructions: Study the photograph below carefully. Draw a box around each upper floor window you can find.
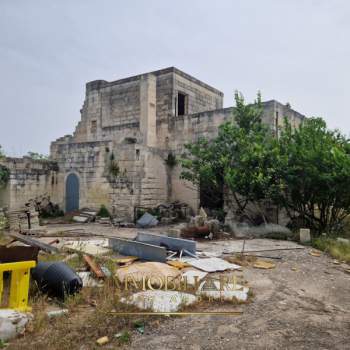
[90,120,97,133]
[176,92,188,116]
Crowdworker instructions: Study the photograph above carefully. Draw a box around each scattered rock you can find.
[190,215,205,228]
[72,216,89,223]
[198,280,249,302]
[0,309,31,341]
[97,217,111,225]
[206,219,220,235]
[77,272,103,287]
[137,212,159,228]
[199,207,208,219]
[122,291,197,312]
[96,336,109,346]
[116,262,181,284]
[310,250,322,257]
[253,260,276,269]
[47,309,69,318]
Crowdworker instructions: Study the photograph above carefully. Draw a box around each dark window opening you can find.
[177,92,187,116]
[136,149,140,161]
[91,120,97,133]
[275,111,279,138]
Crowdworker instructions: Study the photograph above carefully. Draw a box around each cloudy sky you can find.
[1,0,349,156]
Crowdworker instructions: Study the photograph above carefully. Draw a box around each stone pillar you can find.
[140,74,157,147]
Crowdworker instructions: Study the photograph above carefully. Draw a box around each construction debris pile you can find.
[0,222,251,342]
[135,201,191,226]
[163,207,223,240]
[71,201,192,228]
[2,206,321,344]
[29,195,63,218]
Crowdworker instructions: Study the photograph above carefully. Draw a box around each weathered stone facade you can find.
[0,157,59,209]
[1,67,305,219]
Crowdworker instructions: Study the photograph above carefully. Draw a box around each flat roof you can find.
[86,67,224,96]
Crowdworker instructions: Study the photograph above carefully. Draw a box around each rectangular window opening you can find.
[177,92,187,116]
[91,120,97,133]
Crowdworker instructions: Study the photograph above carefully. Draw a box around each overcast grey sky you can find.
[0,0,349,156]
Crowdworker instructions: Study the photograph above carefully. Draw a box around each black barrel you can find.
[32,261,83,300]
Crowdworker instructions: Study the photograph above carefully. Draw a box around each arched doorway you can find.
[65,173,79,212]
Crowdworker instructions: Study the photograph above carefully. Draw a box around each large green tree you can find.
[276,117,350,233]
[181,92,350,234]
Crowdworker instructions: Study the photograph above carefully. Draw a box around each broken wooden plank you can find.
[83,255,105,278]
[9,232,59,254]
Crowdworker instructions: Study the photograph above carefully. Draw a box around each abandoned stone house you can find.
[0,67,304,220]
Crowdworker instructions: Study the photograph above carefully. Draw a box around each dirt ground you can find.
[5,223,350,349]
[127,248,350,350]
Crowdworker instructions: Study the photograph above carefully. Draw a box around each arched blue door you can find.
[65,173,79,212]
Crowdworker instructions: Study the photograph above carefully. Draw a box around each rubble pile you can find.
[29,195,63,218]
[4,206,306,344]
[176,207,222,240]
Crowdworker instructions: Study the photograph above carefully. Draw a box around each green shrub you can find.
[313,237,350,263]
[97,205,111,218]
[0,165,9,187]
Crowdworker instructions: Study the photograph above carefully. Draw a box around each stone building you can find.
[0,67,304,220]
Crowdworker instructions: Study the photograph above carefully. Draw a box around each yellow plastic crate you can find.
[0,260,36,312]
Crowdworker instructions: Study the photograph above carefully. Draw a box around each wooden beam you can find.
[9,232,59,254]
[83,255,105,279]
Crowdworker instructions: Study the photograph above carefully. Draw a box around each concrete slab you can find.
[121,291,197,313]
[136,231,196,255]
[109,237,167,262]
[183,257,241,272]
[63,241,111,255]
[197,239,304,256]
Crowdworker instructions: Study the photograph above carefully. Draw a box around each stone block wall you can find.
[71,67,224,146]
[107,144,168,219]
[156,71,174,121]
[0,157,59,210]
[52,140,112,211]
[173,71,223,115]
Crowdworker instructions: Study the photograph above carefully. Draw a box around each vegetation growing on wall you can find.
[27,151,49,160]
[97,204,111,218]
[165,152,177,168]
[108,152,120,178]
[181,92,350,235]
[0,145,9,187]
